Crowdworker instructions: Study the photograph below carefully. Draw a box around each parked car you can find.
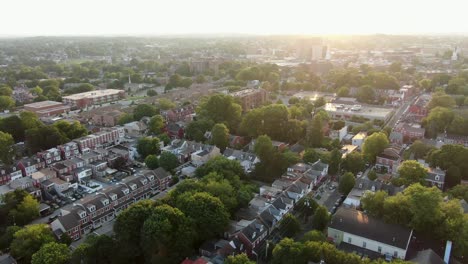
[357,171,363,177]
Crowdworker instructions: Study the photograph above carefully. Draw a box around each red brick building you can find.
[24,101,70,117]
[230,88,267,111]
[62,89,125,109]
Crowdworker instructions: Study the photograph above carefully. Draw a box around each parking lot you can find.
[314,180,344,214]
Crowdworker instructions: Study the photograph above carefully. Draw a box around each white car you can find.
[357,172,363,177]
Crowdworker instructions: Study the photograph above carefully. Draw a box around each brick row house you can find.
[222,161,328,258]
[73,127,125,152]
[50,169,171,240]
[162,139,220,165]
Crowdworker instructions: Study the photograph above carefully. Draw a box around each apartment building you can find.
[62,89,125,109]
[230,88,267,111]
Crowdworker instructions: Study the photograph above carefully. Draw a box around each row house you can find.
[74,167,93,183]
[392,123,425,144]
[343,178,404,207]
[160,105,195,122]
[17,156,45,177]
[9,177,42,199]
[50,173,159,241]
[436,133,468,147]
[287,160,329,187]
[30,168,57,185]
[417,159,446,190]
[58,142,80,160]
[376,145,403,174]
[223,148,259,174]
[162,139,220,165]
[52,158,85,180]
[142,168,172,191]
[37,148,62,165]
[227,161,327,258]
[123,121,147,137]
[73,126,125,152]
[89,161,108,178]
[0,166,23,186]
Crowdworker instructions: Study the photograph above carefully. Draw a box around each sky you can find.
[1,0,467,36]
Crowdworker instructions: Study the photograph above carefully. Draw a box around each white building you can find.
[328,208,412,260]
[352,132,367,150]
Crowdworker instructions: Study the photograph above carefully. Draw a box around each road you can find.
[385,95,418,128]
[69,178,184,249]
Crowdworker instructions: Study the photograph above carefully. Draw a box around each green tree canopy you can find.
[10,224,55,263]
[339,172,355,195]
[343,152,365,174]
[0,131,15,165]
[31,242,70,264]
[254,135,274,162]
[136,137,160,159]
[394,160,427,186]
[197,94,242,130]
[211,123,229,152]
[148,115,164,135]
[133,104,158,120]
[144,154,159,169]
[279,213,301,238]
[158,151,179,171]
[312,206,330,231]
[225,253,255,264]
[175,192,229,241]
[362,132,389,162]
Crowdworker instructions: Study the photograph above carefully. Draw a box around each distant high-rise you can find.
[451,46,460,61]
[296,38,328,61]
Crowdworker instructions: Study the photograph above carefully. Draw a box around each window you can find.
[394,251,398,257]
[435,175,440,181]
[348,237,352,243]
[363,242,366,248]
[378,246,382,253]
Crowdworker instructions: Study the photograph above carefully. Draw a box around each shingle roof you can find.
[329,208,412,249]
[410,249,445,264]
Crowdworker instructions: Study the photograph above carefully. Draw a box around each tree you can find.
[343,152,365,174]
[25,126,66,153]
[396,160,427,186]
[118,113,134,125]
[0,131,15,165]
[211,123,229,151]
[141,205,194,263]
[185,119,214,142]
[0,96,15,111]
[158,152,179,171]
[423,107,455,138]
[428,92,456,109]
[361,191,388,218]
[279,213,301,238]
[328,148,342,175]
[71,234,116,264]
[382,193,412,225]
[158,133,171,146]
[356,85,375,103]
[301,230,326,243]
[30,86,43,96]
[405,184,445,234]
[133,104,158,120]
[10,224,55,263]
[148,115,164,135]
[303,148,319,164]
[31,242,70,264]
[197,94,242,130]
[314,97,326,108]
[225,253,255,264]
[195,156,244,187]
[254,135,274,162]
[53,120,88,141]
[312,206,330,231]
[158,98,176,110]
[20,111,42,130]
[448,184,468,201]
[136,137,160,159]
[144,155,159,169]
[339,172,355,195]
[307,115,324,147]
[0,225,21,250]
[0,85,13,96]
[114,200,155,261]
[368,170,377,180]
[176,192,229,241]
[337,86,349,97]
[0,115,26,142]
[146,89,157,96]
[418,79,432,91]
[407,140,434,159]
[272,238,305,264]
[9,194,40,225]
[362,132,389,162]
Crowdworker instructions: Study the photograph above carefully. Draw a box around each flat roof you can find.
[63,89,123,100]
[230,88,264,97]
[24,100,64,109]
[324,103,393,119]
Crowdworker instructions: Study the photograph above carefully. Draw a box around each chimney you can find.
[340,218,343,223]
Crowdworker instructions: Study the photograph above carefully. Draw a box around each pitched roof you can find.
[153,167,170,180]
[329,208,412,250]
[410,249,445,264]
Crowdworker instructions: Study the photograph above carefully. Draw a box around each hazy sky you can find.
[1,0,467,36]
